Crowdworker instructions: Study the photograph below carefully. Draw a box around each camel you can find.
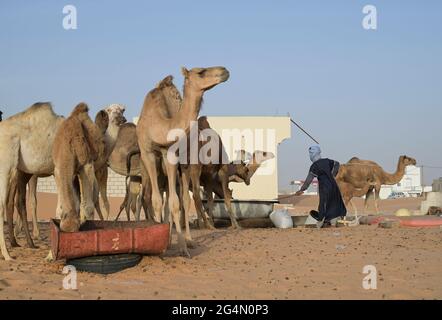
[0,102,64,261]
[336,155,417,213]
[137,66,230,257]
[94,104,127,219]
[52,103,108,232]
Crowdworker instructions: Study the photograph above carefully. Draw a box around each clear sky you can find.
[1,1,441,188]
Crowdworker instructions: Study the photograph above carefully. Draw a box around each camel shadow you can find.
[161,228,231,258]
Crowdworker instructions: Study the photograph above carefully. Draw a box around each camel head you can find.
[95,110,109,134]
[252,150,275,164]
[400,155,417,166]
[229,161,251,185]
[105,104,127,126]
[235,150,253,163]
[181,66,230,91]
[60,211,81,233]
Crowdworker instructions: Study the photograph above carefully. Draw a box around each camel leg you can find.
[204,186,215,225]
[190,167,214,230]
[219,169,240,229]
[17,172,36,248]
[1,167,15,261]
[162,154,189,258]
[180,166,195,246]
[7,175,20,248]
[141,164,155,221]
[141,151,163,223]
[364,188,373,213]
[125,178,131,221]
[78,163,96,224]
[374,186,381,214]
[135,185,143,221]
[96,167,110,220]
[28,175,40,239]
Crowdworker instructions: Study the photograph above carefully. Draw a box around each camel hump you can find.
[156,75,174,89]
[30,102,53,110]
[348,157,360,162]
[70,102,89,116]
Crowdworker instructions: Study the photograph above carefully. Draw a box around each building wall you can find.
[37,168,127,197]
[206,116,291,200]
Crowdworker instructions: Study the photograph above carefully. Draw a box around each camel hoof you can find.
[45,251,54,262]
[228,223,242,230]
[186,239,196,249]
[180,248,191,259]
[11,242,21,248]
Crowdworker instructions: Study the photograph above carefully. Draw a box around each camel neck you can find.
[177,84,203,130]
[385,158,406,184]
[247,162,261,179]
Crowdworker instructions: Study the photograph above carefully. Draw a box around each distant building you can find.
[432,178,442,192]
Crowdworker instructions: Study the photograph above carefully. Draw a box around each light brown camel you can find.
[137,66,230,257]
[336,155,417,213]
[108,76,183,221]
[0,102,64,261]
[94,104,127,219]
[52,103,108,232]
[13,104,126,240]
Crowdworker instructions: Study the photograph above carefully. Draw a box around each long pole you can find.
[290,118,320,145]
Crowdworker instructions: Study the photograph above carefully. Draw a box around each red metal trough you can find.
[50,219,170,260]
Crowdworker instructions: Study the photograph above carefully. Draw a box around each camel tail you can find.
[70,102,89,116]
[126,149,141,175]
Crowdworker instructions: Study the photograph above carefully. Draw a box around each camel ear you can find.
[181,67,189,77]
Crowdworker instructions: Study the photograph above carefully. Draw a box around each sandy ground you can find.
[1,193,441,300]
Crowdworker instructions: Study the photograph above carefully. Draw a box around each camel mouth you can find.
[217,70,230,82]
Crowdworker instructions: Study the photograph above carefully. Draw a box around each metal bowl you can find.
[202,199,277,220]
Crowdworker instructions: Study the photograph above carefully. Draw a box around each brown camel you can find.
[0,103,65,260]
[336,155,417,213]
[180,116,251,234]
[137,66,229,257]
[52,103,108,232]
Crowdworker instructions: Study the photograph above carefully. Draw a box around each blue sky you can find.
[1,1,441,188]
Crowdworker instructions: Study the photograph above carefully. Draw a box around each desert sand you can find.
[0,193,441,300]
